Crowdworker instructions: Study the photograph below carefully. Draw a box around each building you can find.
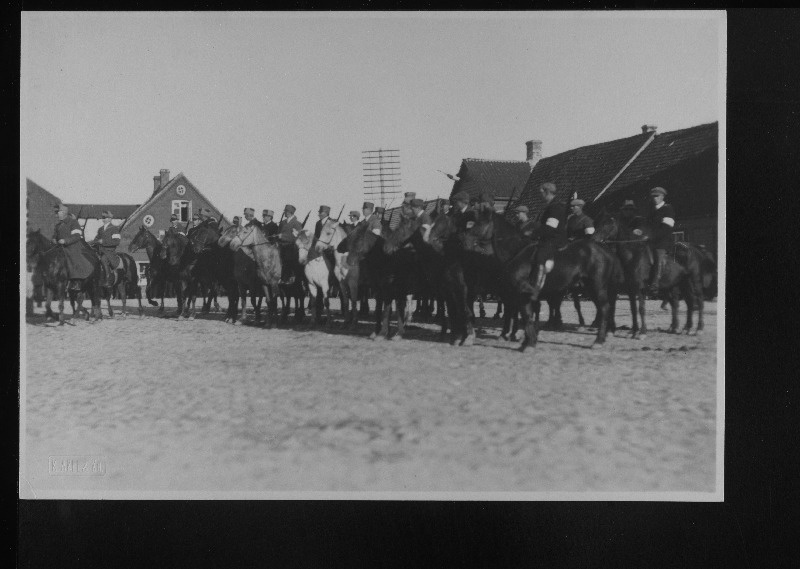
[25,169,229,286]
[447,141,540,213]
[26,178,63,238]
[513,122,719,254]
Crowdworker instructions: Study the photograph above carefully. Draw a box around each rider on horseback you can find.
[409,198,433,242]
[165,213,186,236]
[565,198,595,241]
[514,205,538,238]
[53,204,95,291]
[617,200,646,240]
[90,210,123,285]
[529,182,568,300]
[400,192,416,221]
[360,202,383,236]
[261,210,279,237]
[646,187,676,294]
[278,204,303,285]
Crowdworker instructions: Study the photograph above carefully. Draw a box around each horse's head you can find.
[217,225,240,249]
[383,216,418,255]
[189,224,220,254]
[295,230,313,264]
[345,221,381,261]
[161,232,187,266]
[427,213,457,254]
[462,208,495,253]
[129,225,150,253]
[26,230,49,260]
[315,219,344,253]
[592,209,619,243]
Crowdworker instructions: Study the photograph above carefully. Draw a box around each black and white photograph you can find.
[20,11,725,499]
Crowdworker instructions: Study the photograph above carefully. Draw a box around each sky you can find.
[20,11,724,223]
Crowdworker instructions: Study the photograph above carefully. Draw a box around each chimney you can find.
[160,169,170,188]
[153,176,161,194]
[641,125,657,134]
[526,140,542,170]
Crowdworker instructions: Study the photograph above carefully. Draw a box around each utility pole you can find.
[362,148,401,209]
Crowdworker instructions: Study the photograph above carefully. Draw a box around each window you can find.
[172,200,191,222]
[136,262,149,286]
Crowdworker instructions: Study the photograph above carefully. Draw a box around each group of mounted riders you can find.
[27,182,716,351]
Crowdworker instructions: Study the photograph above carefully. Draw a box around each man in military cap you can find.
[477,189,495,211]
[617,200,646,241]
[242,207,260,229]
[90,210,123,284]
[347,210,361,228]
[312,205,332,247]
[166,213,186,236]
[261,210,279,237]
[361,202,383,236]
[53,204,95,290]
[514,205,538,238]
[400,191,416,220]
[646,187,676,293]
[530,182,568,300]
[449,191,470,224]
[198,207,218,229]
[409,198,433,242]
[565,197,595,241]
[278,204,303,284]
[232,216,241,228]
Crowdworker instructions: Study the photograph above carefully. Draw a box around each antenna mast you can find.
[362,148,401,208]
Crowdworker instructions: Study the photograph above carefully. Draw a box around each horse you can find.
[660,242,716,335]
[160,231,198,319]
[296,220,348,326]
[230,224,282,327]
[91,244,143,318]
[186,223,240,322]
[463,209,619,351]
[26,230,103,324]
[128,226,167,313]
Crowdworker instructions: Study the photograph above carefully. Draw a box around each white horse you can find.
[295,219,349,326]
[225,224,281,326]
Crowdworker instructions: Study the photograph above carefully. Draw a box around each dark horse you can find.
[463,209,619,351]
[385,212,472,345]
[160,231,197,319]
[594,211,716,335]
[186,224,241,323]
[92,244,143,318]
[26,230,103,324]
[338,220,414,340]
[128,226,168,313]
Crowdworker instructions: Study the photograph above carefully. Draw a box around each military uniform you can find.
[278,214,303,243]
[278,207,303,284]
[566,212,595,240]
[645,187,676,292]
[54,216,94,280]
[92,221,122,272]
[263,221,279,237]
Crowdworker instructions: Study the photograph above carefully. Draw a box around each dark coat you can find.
[536,200,568,243]
[263,221,279,237]
[279,215,303,243]
[566,213,594,240]
[92,222,122,267]
[54,217,94,279]
[647,203,676,249]
[617,215,646,241]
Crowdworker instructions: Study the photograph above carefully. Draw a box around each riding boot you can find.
[531,265,547,302]
[649,253,664,294]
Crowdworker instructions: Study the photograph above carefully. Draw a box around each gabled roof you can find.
[121,172,229,231]
[514,132,655,219]
[62,203,140,220]
[450,159,532,202]
[601,122,718,197]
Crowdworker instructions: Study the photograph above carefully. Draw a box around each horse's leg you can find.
[236,286,248,326]
[693,274,705,335]
[380,296,392,339]
[682,280,695,335]
[574,293,586,329]
[667,287,681,334]
[628,282,640,338]
[591,286,609,348]
[518,298,537,352]
[369,295,384,340]
[392,295,406,340]
[493,300,503,320]
[637,285,647,338]
[478,296,486,319]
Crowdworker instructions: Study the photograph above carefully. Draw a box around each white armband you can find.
[662,217,675,227]
[585,227,595,235]
[112,234,121,239]
[371,228,382,236]
[71,229,82,235]
[546,218,559,228]
[421,224,431,229]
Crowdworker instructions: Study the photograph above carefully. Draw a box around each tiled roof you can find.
[450,159,531,202]
[62,203,140,220]
[602,122,718,197]
[26,178,62,237]
[514,132,653,220]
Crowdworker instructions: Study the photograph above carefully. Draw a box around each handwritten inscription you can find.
[48,456,106,476]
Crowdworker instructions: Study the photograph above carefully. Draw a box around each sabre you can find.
[335,204,345,222]
[301,210,311,228]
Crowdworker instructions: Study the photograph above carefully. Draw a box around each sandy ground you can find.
[22,295,718,495]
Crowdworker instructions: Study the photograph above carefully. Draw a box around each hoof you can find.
[461,335,474,347]
[499,334,508,341]
[390,334,403,341]
[368,332,377,340]
[517,343,528,353]
[233,320,243,326]
[372,335,386,342]
[188,315,195,321]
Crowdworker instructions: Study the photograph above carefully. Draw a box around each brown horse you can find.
[128,226,167,312]
[91,244,143,318]
[26,230,103,324]
[187,224,241,322]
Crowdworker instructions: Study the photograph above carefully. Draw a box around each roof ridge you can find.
[463,158,529,164]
